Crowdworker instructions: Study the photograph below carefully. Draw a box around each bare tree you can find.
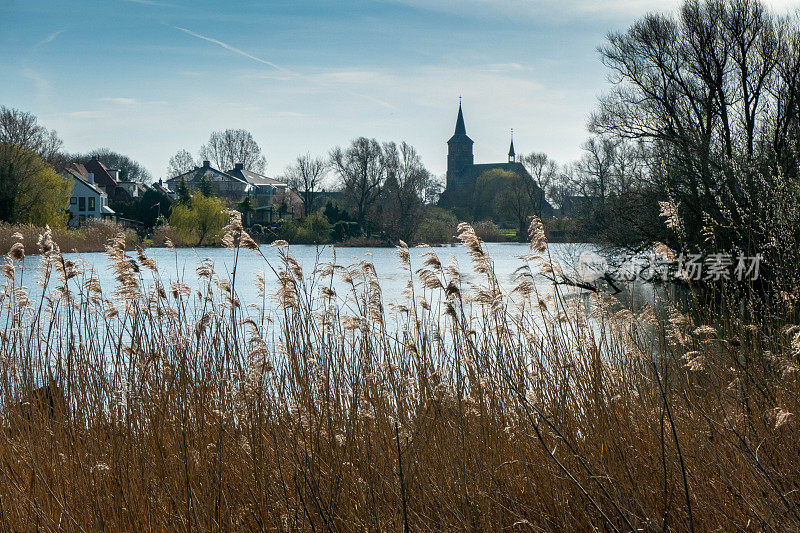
[521,152,558,216]
[381,141,432,241]
[167,149,197,178]
[200,129,267,173]
[575,137,617,203]
[329,137,386,228]
[282,153,327,216]
[591,0,800,254]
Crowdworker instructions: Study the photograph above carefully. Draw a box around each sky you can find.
[1,0,799,183]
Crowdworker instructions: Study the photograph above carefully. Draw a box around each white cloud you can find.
[100,97,139,105]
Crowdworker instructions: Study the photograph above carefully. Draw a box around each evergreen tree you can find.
[199,175,214,197]
[176,177,191,204]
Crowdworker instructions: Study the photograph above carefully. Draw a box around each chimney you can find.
[87,172,94,184]
[234,163,244,171]
[202,160,210,168]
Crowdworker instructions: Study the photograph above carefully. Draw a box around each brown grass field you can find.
[0,216,797,531]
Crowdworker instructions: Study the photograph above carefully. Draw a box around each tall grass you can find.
[0,220,138,254]
[0,214,798,531]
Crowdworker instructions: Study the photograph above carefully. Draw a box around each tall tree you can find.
[329,137,387,228]
[12,150,72,227]
[381,141,432,241]
[176,177,191,204]
[282,153,327,216]
[575,137,617,204]
[200,129,267,173]
[521,152,558,216]
[591,0,800,256]
[474,169,535,242]
[79,148,152,182]
[167,149,197,177]
[0,106,65,223]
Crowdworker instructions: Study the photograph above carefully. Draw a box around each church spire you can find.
[454,100,467,135]
[508,129,515,162]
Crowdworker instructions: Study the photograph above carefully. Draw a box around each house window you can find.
[88,197,95,211]
[79,197,85,211]
[70,197,77,205]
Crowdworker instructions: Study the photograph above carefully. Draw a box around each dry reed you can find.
[0,218,797,531]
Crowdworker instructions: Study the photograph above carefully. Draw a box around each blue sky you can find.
[2,0,799,182]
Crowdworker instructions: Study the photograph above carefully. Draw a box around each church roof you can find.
[448,103,473,145]
[508,139,515,158]
[457,162,529,182]
[454,162,554,212]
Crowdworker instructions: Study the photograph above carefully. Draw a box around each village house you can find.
[74,157,138,202]
[165,161,303,224]
[64,169,116,227]
[226,163,303,223]
[151,179,178,200]
[115,180,149,200]
[165,160,252,201]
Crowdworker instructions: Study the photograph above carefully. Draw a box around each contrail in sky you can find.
[175,26,293,74]
[174,26,397,110]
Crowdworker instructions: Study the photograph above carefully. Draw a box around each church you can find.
[437,103,552,218]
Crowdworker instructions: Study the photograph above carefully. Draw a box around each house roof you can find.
[82,158,118,191]
[226,165,287,187]
[168,163,249,185]
[151,182,173,194]
[65,168,106,196]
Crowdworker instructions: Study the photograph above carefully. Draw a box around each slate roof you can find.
[456,162,530,183]
[82,158,118,193]
[226,165,287,187]
[448,103,473,145]
[445,161,555,215]
[65,168,106,196]
[169,164,248,185]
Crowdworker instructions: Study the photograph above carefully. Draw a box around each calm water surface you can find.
[12,243,662,316]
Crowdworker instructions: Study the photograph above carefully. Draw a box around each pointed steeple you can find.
[454,102,467,135]
[448,99,473,145]
[446,98,474,192]
[508,129,515,162]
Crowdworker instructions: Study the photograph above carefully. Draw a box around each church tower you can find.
[508,130,516,163]
[446,101,474,190]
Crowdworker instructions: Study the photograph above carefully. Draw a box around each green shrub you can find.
[168,192,227,246]
[413,206,458,244]
[295,212,331,244]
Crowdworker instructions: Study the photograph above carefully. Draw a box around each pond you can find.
[9,242,663,317]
